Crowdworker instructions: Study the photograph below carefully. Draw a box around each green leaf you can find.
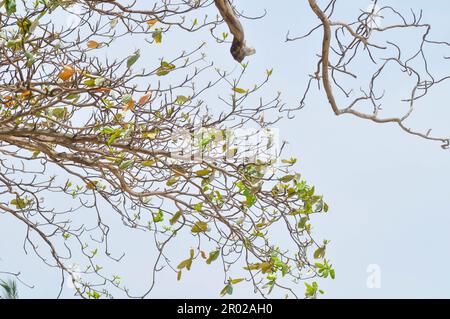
[51,107,67,119]
[141,160,155,167]
[313,246,326,259]
[177,259,192,271]
[110,18,119,29]
[166,176,178,187]
[156,61,176,76]
[279,174,295,183]
[220,283,233,297]
[121,94,132,104]
[10,197,27,209]
[175,95,189,105]
[330,269,335,279]
[152,209,164,223]
[127,51,140,68]
[193,203,203,212]
[119,159,134,170]
[191,221,208,233]
[24,51,36,67]
[206,250,220,264]
[152,29,162,43]
[230,278,245,284]
[100,126,115,135]
[169,211,182,225]
[83,79,96,87]
[5,0,16,16]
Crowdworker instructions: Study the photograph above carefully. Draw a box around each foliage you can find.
[0,0,333,299]
[0,279,18,299]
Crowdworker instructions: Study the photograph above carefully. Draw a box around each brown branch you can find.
[214,0,255,62]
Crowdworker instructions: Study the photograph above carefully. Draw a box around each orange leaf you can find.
[58,65,75,81]
[93,88,111,93]
[147,19,157,26]
[87,40,100,49]
[122,99,135,112]
[138,92,152,105]
[21,90,31,97]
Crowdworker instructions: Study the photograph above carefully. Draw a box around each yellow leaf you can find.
[20,90,31,98]
[232,87,248,94]
[230,278,245,284]
[143,129,159,139]
[260,262,273,274]
[122,99,135,112]
[141,160,155,167]
[195,169,212,177]
[58,65,75,81]
[87,40,100,49]
[86,181,97,190]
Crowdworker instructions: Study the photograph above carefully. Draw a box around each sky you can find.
[1,0,450,299]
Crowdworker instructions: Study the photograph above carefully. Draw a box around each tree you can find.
[0,0,331,299]
[1,0,447,299]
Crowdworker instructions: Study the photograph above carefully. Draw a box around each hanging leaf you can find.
[220,283,233,297]
[206,250,220,264]
[232,87,248,94]
[169,211,182,225]
[314,246,326,259]
[138,92,152,105]
[147,19,157,27]
[191,221,209,233]
[175,95,189,105]
[83,79,96,87]
[195,169,212,177]
[141,160,155,167]
[94,77,105,86]
[177,258,193,271]
[5,0,16,16]
[110,18,119,29]
[10,197,27,209]
[156,61,175,76]
[24,51,35,67]
[152,29,162,44]
[58,65,75,81]
[87,40,100,49]
[122,99,135,112]
[119,159,134,170]
[152,209,164,223]
[166,176,178,187]
[86,181,98,190]
[143,129,159,139]
[127,51,140,68]
[279,174,296,183]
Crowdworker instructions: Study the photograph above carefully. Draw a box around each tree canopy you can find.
[0,0,448,299]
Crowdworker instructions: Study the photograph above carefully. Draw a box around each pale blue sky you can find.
[1,0,450,298]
